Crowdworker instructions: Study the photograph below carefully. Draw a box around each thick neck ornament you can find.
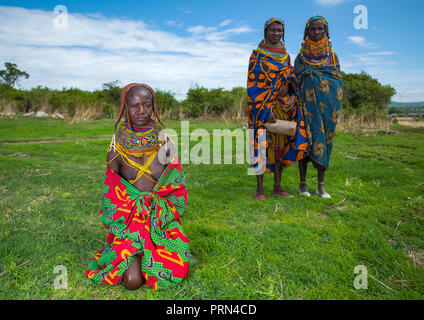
[257,39,288,63]
[114,119,161,157]
[300,38,333,66]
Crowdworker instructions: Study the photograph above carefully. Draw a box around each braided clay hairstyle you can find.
[264,17,285,42]
[114,83,164,131]
[303,15,330,41]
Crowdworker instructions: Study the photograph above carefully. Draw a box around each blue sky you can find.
[0,0,423,101]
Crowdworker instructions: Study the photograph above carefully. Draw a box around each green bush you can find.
[0,71,398,121]
[182,86,237,118]
[342,71,396,118]
[155,89,179,118]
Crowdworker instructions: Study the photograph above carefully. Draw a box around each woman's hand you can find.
[267,112,277,124]
[284,95,296,113]
[278,85,289,99]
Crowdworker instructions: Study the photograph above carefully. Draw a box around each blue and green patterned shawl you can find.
[294,55,343,169]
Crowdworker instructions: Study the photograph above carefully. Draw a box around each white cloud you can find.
[393,89,424,103]
[340,51,397,72]
[219,19,232,27]
[187,25,217,35]
[346,36,377,48]
[361,51,396,56]
[337,52,424,101]
[205,27,253,41]
[346,51,396,66]
[186,24,253,41]
[314,0,347,6]
[388,70,424,102]
[165,20,183,28]
[0,6,254,100]
[346,36,366,46]
[178,7,191,14]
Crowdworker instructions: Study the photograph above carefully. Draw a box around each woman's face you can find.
[265,22,284,44]
[126,90,153,126]
[308,20,326,42]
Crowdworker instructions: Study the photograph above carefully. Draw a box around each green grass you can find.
[0,115,423,300]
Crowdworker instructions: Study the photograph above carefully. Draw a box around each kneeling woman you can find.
[86,83,195,290]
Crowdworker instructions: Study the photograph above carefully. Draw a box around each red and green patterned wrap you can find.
[86,157,194,290]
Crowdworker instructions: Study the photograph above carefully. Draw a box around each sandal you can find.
[272,190,293,198]
[254,194,266,201]
[316,188,331,199]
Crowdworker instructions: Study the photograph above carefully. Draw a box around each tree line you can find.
[0,62,396,120]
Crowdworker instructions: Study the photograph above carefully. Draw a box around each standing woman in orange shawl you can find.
[247,18,309,201]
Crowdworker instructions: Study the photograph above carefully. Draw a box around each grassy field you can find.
[0,115,423,300]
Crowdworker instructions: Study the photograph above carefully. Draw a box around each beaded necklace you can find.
[300,38,335,66]
[110,119,162,157]
[257,39,288,62]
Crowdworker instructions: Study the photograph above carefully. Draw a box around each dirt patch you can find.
[406,251,424,268]
[333,205,348,211]
[395,117,415,121]
[398,121,424,128]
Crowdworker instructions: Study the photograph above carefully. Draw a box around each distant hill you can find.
[389,101,424,108]
[388,101,424,114]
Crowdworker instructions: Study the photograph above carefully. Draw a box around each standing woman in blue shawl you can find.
[247,18,309,201]
[295,16,343,198]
